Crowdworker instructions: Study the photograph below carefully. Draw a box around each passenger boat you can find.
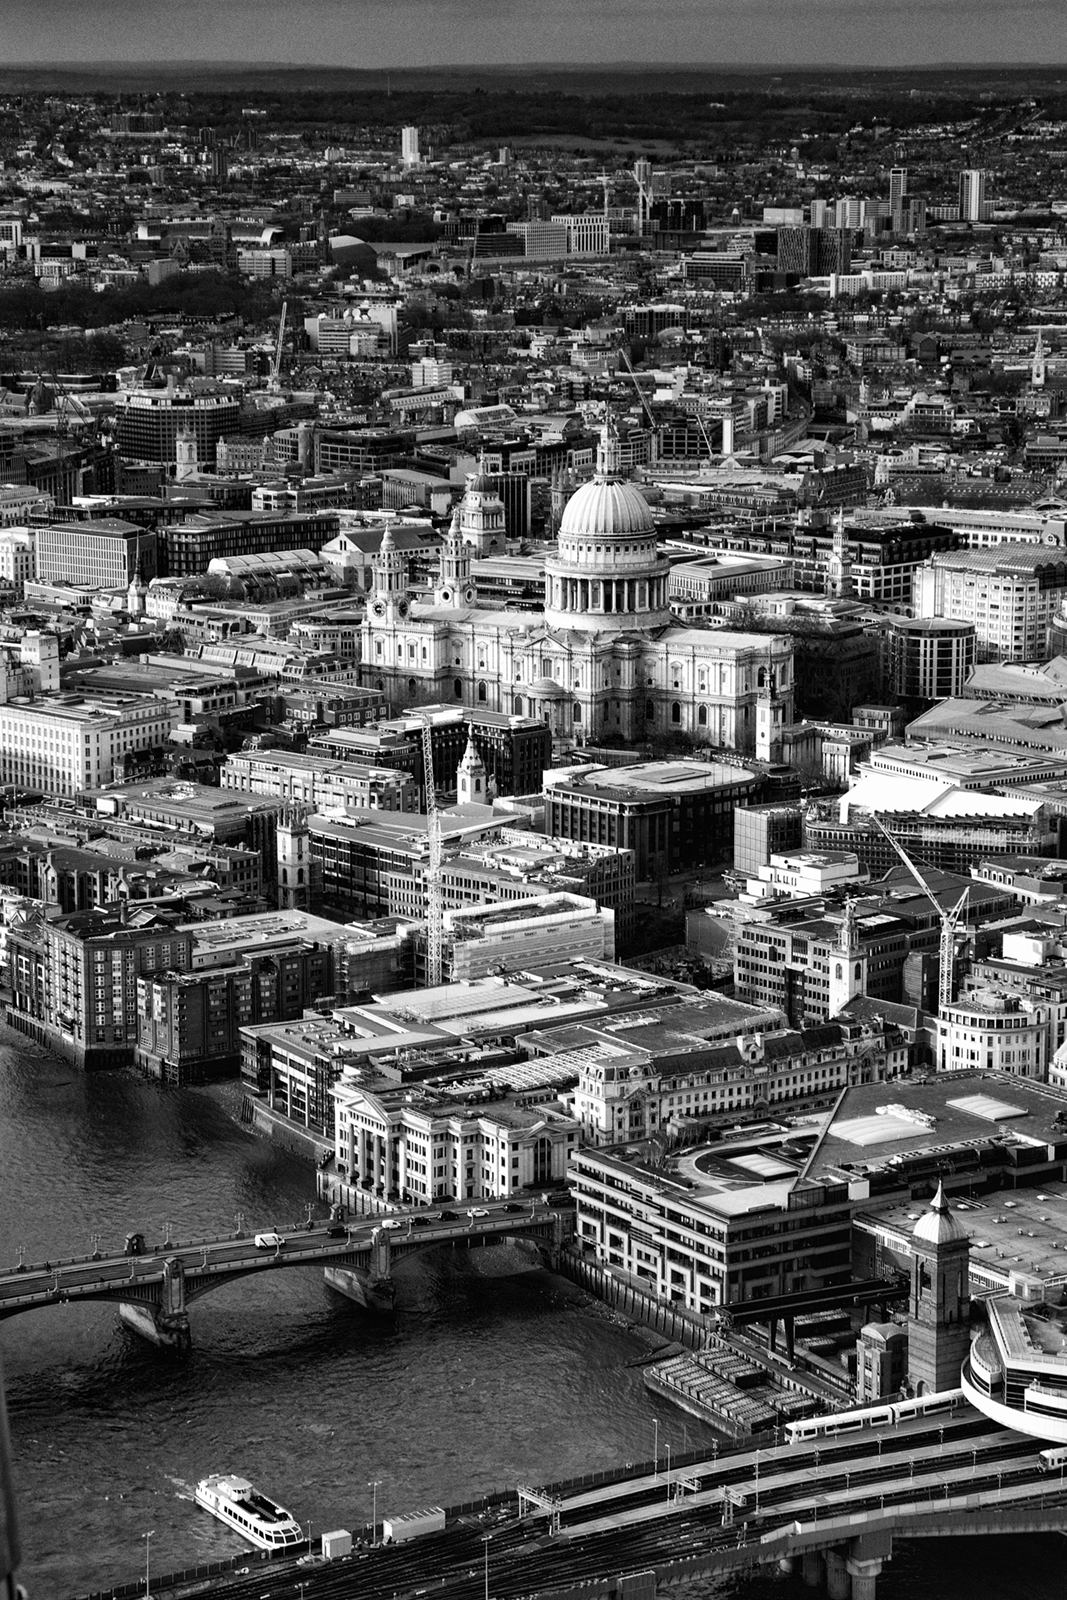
[194,1474,304,1550]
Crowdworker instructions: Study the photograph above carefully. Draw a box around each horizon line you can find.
[2,58,1066,73]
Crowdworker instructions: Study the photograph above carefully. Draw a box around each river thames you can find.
[1,1032,1064,1600]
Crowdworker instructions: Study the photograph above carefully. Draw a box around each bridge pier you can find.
[801,1551,823,1588]
[323,1264,395,1313]
[846,1528,891,1600]
[846,1556,883,1600]
[118,1300,192,1354]
[324,1229,395,1313]
[119,1256,191,1355]
[825,1548,850,1600]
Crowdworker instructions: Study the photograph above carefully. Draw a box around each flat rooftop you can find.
[860,1181,1067,1288]
[554,759,758,799]
[187,909,347,953]
[808,1070,1067,1184]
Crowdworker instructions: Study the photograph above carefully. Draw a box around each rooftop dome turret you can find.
[912,1181,968,1248]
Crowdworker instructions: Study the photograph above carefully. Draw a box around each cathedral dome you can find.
[544,418,669,635]
[558,477,654,540]
[912,1181,968,1248]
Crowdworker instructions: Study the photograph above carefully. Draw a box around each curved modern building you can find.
[113,384,242,470]
[964,1295,1067,1443]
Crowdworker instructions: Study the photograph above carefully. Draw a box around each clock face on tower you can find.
[463,585,476,604]
[397,598,410,618]
[370,600,385,618]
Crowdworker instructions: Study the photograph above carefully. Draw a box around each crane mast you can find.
[421,718,444,988]
[269,300,287,393]
[871,817,967,1014]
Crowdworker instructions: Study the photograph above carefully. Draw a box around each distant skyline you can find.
[4,0,1067,71]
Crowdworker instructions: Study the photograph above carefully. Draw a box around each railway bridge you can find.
[0,1199,572,1354]
[80,1397,1067,1600]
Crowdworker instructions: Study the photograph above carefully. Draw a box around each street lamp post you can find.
[481,1533,491,1600]
[653,1418,659,1478]
[665,1443,672,1502]
[143,1530,155,1598]
[368,1479,382,1544]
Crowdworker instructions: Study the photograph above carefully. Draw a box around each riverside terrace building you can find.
[34,518,158,589]
[219,749,420,815]
[570,1069,1067,1316]
[695,510,962,606]
[134,942,335,1085]
[158,510,339,577]
[544,759,763,881]
[0,692,175,798]
[6,904,351,1071]
[330,1065,580,1206]
[240,959,707,1140]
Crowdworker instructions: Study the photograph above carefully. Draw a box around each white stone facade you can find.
[362,423,793,750]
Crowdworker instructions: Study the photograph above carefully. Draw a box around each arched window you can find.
[573,702,582,722]
[408,677,417,694]
[671,702,681,724]
[513,695,523,714]
[297,868,305,885]
[758,666,767,689]
[477,680,487,702]
[375,678,384,692]
[697,704,708,726]
[454,678,463,698]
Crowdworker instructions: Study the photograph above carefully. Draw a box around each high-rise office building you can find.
[776,225,814,275]
[776,225,851,277]
[809,198,828,228]
[959,168,987,222]
[401,126,421,168]
[833,196,865,229]
[889,167,907,231]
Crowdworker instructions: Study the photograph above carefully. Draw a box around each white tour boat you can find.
[194,1474,304,1550]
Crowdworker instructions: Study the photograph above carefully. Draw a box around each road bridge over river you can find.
[94,1400,1067,1600]
[0,1197,572,1353]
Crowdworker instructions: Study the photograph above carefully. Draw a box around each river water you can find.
[0,1034,1063,1600]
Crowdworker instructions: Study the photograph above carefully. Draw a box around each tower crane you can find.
[268,300,288,394]
[872,816,967,1013]
[420,716,444,988]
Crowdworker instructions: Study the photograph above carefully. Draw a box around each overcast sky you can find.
[4,0,1067,69]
